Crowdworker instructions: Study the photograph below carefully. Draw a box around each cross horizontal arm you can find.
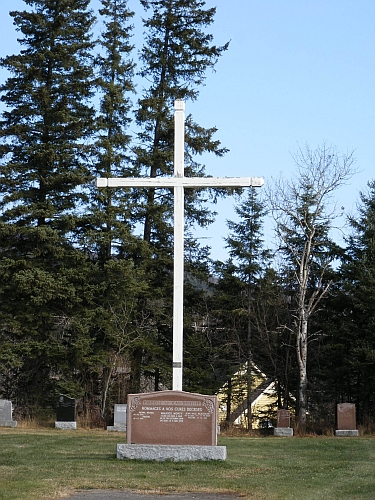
[96,177,264,188]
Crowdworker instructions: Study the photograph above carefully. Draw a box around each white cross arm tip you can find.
[96,178,108,187]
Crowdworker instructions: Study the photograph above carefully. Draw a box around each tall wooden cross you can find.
[97,99,264,391]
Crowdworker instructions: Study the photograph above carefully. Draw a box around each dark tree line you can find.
[0,0,232,421]
[0,0,374,430]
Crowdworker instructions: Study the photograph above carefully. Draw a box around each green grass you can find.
[1,428,375,500]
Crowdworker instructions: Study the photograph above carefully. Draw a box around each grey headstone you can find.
[335,430,359,437]
[107,404,127,432]
[0,399,17,427]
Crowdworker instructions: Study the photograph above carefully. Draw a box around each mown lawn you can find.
[0,428,374,500]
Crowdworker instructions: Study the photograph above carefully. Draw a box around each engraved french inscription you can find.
[127,390,218,445]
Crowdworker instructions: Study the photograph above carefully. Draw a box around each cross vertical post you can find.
[173,100,185,391]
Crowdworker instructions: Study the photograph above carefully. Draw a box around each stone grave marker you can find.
[274,409,293,437]
[117,390,226,461]
[0,399,17,427]
[55,395,77,429]
[277,409,291,427]
[335,403,358,436]
[127,390,217,445]
[107,404,127,432]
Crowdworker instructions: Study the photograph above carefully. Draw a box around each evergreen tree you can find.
[331,181,375,423]
[136,0,229,244]
[0,0,96,408]
[213,188,271,429]
[93,0,137,256]
[129,0,229,390]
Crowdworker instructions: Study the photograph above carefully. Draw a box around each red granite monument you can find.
[335,403,358,436]
[127,390,218,446]
[274,409,293,436]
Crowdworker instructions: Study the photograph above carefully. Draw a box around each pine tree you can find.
[0,0,96,407]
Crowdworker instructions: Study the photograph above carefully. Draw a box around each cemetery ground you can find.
[1,427,375,500]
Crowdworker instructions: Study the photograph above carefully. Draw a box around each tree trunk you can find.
[226,378,232,424]
[297,316,308,432]
[246,356,252,431]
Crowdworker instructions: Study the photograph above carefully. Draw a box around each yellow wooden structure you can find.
[217,363,280,429]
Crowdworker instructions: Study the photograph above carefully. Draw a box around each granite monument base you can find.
[0,420,17,428]
[117,444,227,462]
[274,427,293,437]
[335,429,359,437]
[55,421,77,430]
[107,425,126,432]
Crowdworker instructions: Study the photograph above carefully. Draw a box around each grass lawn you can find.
[0,428,375,500]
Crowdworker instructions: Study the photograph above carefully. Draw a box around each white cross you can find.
[97,99,264,391]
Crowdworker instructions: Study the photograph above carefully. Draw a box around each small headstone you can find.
[55,395,77,429]
[0,399,17,427]
[335,403,358,437]
[107,404,127,432]
[127,390,217,445]
[277,409,291,427]
[274,409,293,437]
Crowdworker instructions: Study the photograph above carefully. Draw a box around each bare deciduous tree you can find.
[268,143,356,430]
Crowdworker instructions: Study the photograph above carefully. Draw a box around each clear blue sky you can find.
[1,0,374,261]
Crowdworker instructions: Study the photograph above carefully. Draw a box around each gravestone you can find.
[55,395,77,430]
[116,390,226,461]
[0,399,17,427]
[127,391,217,445]
[274,409,293,437]
[335,403,358,437]
[107,404,127,432]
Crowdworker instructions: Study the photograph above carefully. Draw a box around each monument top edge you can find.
[127,390,216,398]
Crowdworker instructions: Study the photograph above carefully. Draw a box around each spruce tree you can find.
[0,0,96,407]
[93,0,137,257]
[85,0,154,412]
[334,181,375,423]
[137,0,229,245]
[129,0,229,390]
[213,188,270,429]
